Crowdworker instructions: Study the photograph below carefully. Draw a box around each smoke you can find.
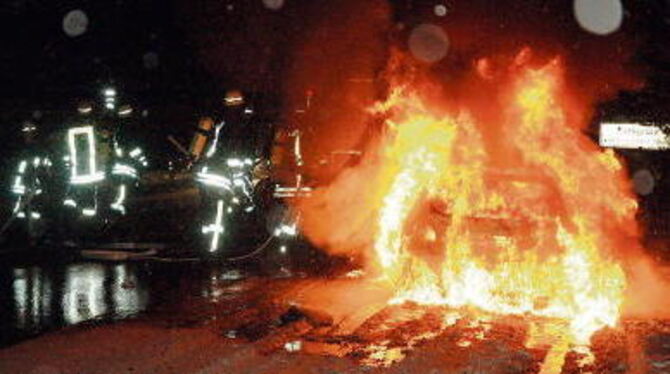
[623,257,670,318]
[284,1,647,258]
[281,0,391,179]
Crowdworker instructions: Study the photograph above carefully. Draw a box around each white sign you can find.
[599,123,670,150]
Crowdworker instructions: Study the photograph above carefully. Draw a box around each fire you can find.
[369,52,638,367]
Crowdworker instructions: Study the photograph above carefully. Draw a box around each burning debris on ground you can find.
[182,284,670,373]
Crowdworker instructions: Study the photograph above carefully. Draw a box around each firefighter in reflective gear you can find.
[109,103,147,216]
[194,89,272,254]
[7,120,54,244]
[62,90,146,230]
[263,90,316,274]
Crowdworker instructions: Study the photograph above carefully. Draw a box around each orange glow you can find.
[366,51,639,370]
[475,58,494,80]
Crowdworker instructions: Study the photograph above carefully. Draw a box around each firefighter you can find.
[194,89,272,254]
[62,88,146,239]
[263,92,316,275]
[6,119,55,245]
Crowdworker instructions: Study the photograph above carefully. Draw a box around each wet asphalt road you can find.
[0,253,245,348]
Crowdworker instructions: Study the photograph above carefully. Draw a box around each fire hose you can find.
[223,234,275,262]
[137,236,275,263]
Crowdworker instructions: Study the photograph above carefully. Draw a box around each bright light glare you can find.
[274,223,297,237]
[12,176,25,195]
[206,122,225,158]
[226,158,243,168]
[110,185,127,214]
[112,163,138,178]
[129,148,142,158]
[202,199,225,252]
[196,171,232,190]
[118,107,133,116]
[68,126,105,185]
[82,208,96,217]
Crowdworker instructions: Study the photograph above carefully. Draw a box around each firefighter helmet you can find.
[224,89,245,107]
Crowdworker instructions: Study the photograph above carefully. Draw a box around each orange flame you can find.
[368,52,639,367]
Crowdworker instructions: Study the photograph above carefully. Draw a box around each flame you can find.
[368,52,638,367]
